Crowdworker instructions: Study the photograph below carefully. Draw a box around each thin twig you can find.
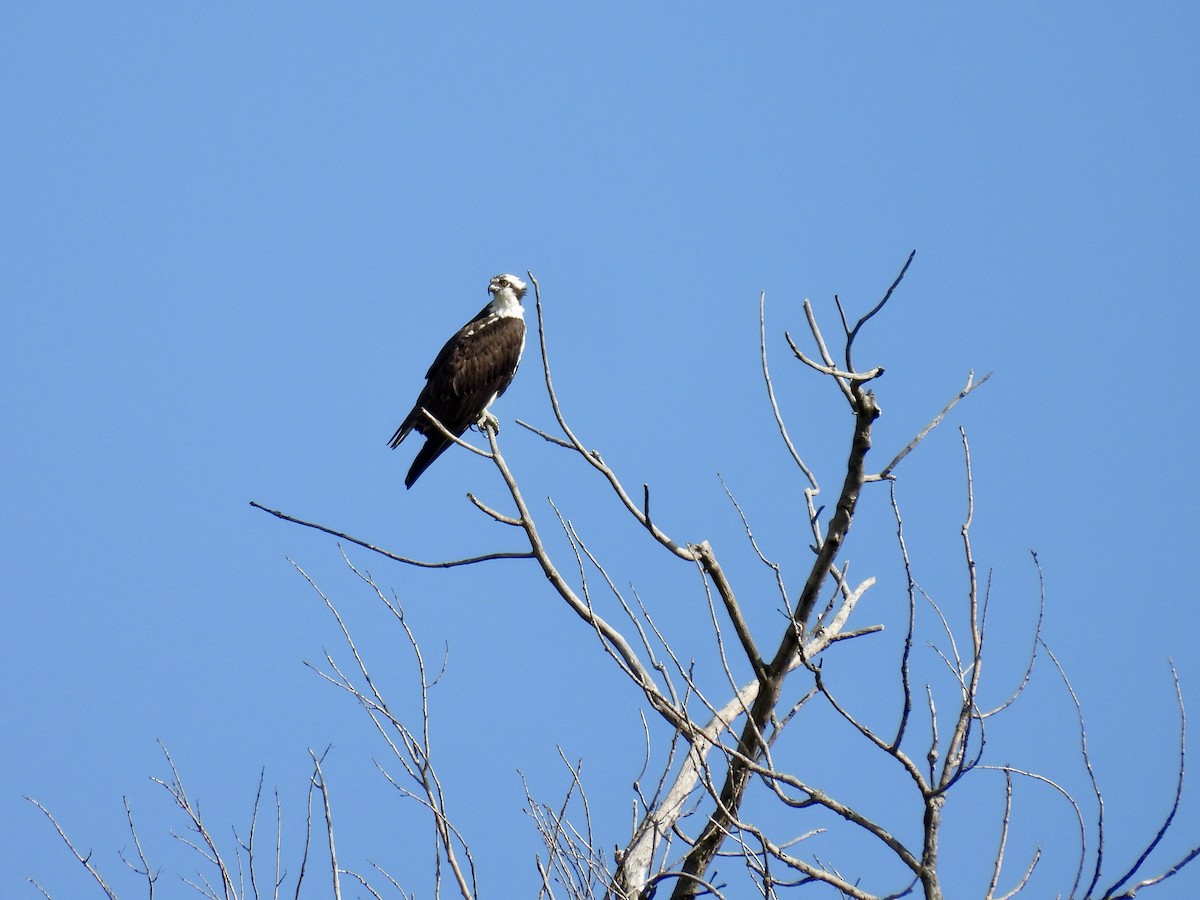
[466,491,523,525]
[785,331,885,383]
[522,271,698,561]
[150,742,237,898]
[985,770,1014,900]
[979,551,1045,719]
[25,797,120,900]
[250,501,533,567]
[844,249,916,372]
[119,796,159,896]
[1041,640,1100,900]
[416,407,494,458]
[1100,661,1195,898]
[308,748,343,900]
[874,369,992,480]
[888,480,918,752]
[760,290,818,488]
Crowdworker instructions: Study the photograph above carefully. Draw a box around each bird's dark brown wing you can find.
[390,312,525,487]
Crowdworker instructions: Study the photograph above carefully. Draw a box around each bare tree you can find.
[31,257,1199,898]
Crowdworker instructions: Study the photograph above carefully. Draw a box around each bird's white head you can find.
[488,273,527,302]
[486,273,527,318]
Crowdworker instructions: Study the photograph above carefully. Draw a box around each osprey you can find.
[389,273,527,488]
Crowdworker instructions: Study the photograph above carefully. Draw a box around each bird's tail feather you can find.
[388,423,411,449]
[405,437,452,489]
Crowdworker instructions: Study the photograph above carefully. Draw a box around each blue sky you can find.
[3,4,1198,897]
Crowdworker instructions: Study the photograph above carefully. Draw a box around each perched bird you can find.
[389,273,528,488]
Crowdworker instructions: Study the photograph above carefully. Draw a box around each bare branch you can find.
[25,797,120,900]
[524,272,698,562]
[1109,844,1200,898]
[415,407,494,458]
[985,770,1014,900]
[845,249,916,372]
[521,755,612,899]
[307,748,343,900]
[875,369,993,481]
[466,491,523,525]
[784,330,885,383]
[516,417,575,449]
[888,480,918,752]
[1041,641,1102,899]
[979,764,1088,899]
[806,659,929,792]
[118,796,159,896]
[150,741,237,899]
[616,577,877,895]
[1099,661,1198,898]
[800,298,854,405]
[644,869,730,899]
[341,869,386,900]
[720,474,791,616]
[295,555,477,899]
[691,537,766,681]
[483,420,689,737]
[670,282,893,896]
[937,428,984,792]
[250,501,534,567]
[979,550,1045,719]
[759,291,818,489]
[995,848,1041,900]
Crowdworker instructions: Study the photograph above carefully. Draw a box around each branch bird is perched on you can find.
[389,273,527,488]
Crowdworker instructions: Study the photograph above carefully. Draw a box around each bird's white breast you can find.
[488,287,525,320]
